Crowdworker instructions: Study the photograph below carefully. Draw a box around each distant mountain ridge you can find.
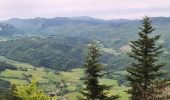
[2,16,170,34]
[0,23,21,36]
[1,16,170,47]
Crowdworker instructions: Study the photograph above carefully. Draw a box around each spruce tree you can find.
[79,42,118,100]
[127,16,167,100]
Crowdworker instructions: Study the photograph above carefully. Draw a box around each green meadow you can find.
[0,57,130,99]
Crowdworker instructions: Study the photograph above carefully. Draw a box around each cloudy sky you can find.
[0,0,170,20]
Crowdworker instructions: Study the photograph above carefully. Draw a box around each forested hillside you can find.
[0,36,90,70]
[0,17,170,71]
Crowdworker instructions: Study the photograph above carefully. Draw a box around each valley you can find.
[0,56,129,100]
[0,16,169,99]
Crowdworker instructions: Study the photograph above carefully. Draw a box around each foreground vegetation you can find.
[127,16,169,99]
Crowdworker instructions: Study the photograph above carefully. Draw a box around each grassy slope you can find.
[0,57,129,99]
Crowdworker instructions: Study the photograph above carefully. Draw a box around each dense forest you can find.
[0,16,169,100]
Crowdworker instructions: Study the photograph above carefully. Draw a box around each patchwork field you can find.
[0,57,130,100]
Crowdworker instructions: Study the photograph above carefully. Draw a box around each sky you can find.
[0,0,170,20]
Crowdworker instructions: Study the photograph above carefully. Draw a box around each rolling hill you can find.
[0,35,90,70]
[1,17,170,48]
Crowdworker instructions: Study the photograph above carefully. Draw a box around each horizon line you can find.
[1,15,170,21]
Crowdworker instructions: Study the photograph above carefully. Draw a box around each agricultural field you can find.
[0,57,130,100]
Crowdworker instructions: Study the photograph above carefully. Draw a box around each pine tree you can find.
[79,42,118,100]
[127,16,167,100]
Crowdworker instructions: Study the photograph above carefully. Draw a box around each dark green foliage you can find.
[0,61,17,72]
[0,80,10,100]
[9,84,22,100]
[0,35,127,71]
[0,82,22,100]
[79,42,118,100]
[0,79,10,88]
[0,36,89,70]
[127,16,168,100]
[0,88,8,100]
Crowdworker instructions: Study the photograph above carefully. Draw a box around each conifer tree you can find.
[79,42,118,100]
[127,16,167,100]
